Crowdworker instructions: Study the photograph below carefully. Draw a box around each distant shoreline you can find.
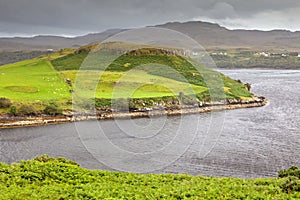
[0,97,267,129]
[216,67,300,71]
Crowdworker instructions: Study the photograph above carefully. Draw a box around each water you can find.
[0,70,300,178]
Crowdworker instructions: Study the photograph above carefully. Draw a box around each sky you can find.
[0,0,300,37]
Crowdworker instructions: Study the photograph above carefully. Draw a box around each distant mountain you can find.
[1,21,300,51]
[0,29,125,52]
[155,21,300,50]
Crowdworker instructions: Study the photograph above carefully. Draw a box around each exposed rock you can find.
[0,97,267,129]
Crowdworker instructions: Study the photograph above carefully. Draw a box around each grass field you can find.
[0,156,299,199]
[0,59,70,102]
[61,70,207,99]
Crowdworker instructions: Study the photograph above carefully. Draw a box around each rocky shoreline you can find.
[0,97,267,129]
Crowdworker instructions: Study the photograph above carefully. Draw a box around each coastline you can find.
[216,67,300,71]
[0,97,267,129]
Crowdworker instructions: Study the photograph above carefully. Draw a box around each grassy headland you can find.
[0,43,260,118]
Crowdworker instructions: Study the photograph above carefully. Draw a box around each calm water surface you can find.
[0,70,299,178]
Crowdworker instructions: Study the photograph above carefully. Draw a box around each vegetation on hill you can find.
[51,51,89,71]
[0,155,299,199]
[52,45,253,100]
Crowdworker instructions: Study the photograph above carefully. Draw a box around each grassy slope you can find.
[0,51,209,102]
[0,59,70,101]
[52,48,253,100]
[60,70,207,99]
[0,156,299,199]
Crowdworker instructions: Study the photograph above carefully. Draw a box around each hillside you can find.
[0,43,256,116]
[0,29,125,52]
[155,21,300,50]
[0,51,51,66]
[1,21,300,52]
[0,155,299,199]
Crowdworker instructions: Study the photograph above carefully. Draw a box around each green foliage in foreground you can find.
[0,155,299,200]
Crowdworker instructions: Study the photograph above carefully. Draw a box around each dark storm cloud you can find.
[0,0,300,37]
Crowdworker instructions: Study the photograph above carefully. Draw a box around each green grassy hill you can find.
[0,156,299,199]
[0,43,254,115]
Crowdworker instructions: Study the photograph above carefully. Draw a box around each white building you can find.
[259,52,269,57]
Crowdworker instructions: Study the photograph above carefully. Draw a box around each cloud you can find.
[207,2,237,19]
[0,0,300,36]
[0,21,87,37]
[195,6,300,31]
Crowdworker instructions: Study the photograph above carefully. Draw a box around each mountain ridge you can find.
[1,21,300,51]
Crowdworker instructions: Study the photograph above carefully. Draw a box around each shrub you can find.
[280,176,300,194]
[0,97,12,108]
[80,100,94,110]
[95,98,111,108]
[112,98,129,111]
[34,154,79,166]
[279,166,300,193]
[18,105,37,116]
[244,83,251,91]
[279,166,300,178]
[9,106,17,116]
[178,91,184,99]
[44,104,62,116]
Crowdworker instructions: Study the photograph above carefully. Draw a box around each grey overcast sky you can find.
[0,0,300,37]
